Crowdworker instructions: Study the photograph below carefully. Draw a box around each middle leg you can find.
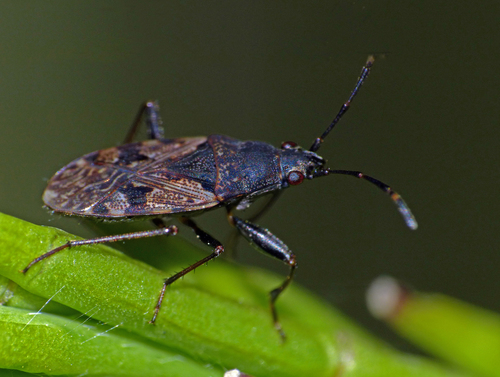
[229,212,297,341]
[150,216,225,323]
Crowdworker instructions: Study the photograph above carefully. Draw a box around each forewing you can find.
[43,137,220,217]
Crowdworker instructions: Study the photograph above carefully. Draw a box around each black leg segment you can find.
[123,100,165,143]
[230,215,297,341]
[150,216,225,324]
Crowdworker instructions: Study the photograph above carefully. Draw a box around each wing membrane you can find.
[43,137,220,217]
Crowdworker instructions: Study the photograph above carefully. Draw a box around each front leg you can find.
[230,215,297,341]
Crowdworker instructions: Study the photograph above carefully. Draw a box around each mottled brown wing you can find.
[43,137,220,218]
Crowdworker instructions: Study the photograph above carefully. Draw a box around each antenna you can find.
[313,169,418,230]
[310,55,375,152]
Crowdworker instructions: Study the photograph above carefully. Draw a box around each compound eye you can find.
[287,170,304,185]
[281,141,297,149]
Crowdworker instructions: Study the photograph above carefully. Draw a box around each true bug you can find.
[23,56,417,340]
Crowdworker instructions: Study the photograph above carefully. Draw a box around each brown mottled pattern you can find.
[43,137,220,218]
[209,135,243,198]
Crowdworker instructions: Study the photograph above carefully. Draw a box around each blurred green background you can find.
[0,1,498,352]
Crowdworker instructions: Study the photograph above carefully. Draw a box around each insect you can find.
[23,56,417,340]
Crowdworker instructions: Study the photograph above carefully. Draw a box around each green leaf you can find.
[0,305,221,376]
[0,212,467,377]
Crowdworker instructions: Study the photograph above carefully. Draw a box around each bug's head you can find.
[279,141,327,188]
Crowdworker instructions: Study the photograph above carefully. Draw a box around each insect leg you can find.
[230,215,297,341]
[123,101,164,143]
[226,192,282,257]
[150,216,225,324]
[21,226,178,274]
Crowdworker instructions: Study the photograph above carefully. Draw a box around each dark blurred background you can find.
[1,2,499,351]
